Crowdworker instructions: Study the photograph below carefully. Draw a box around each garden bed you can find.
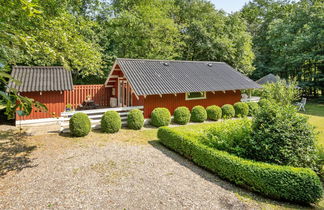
[158,120,323,204]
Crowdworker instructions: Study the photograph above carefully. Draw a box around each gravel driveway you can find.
[0,129,261,209]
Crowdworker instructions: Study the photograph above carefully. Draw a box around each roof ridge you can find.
[116,58,225,63]
[14,66,65,68]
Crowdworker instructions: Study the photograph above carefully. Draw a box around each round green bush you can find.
[174,106,191,125]
[150,108,171,127]
[258,98,271,108]
[221,104,235,119]
[246,102,259,116]
[127,109,144,130]
[234,102,249,117]
[190,105,207,122]
[69,113,91,137]
[206,105,222,121]
[101,111,121,133]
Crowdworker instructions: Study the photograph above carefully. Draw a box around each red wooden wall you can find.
[17,85,110,120]
[142,91,241,118]
[17,91,65,121]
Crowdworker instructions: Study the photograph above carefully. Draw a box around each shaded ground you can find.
[0,130,36,176]
[0,122,323,209]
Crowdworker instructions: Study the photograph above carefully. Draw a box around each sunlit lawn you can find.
[301,102,324,146]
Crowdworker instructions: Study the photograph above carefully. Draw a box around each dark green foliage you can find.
[206,105,222,121]
[190,106,207,122]
[101,111,121,133]
[173,106,191,125]
[258,98,270,108]
[69,113,91,137]
[158,126,323,203]
[234,102,249,117]
[246,102,259,116]
[247,103,318,169]
[150,108,171,127]
[201,119,252,157]
[127,109,144,130]
[242,0,324,97]
[221,104,235,119]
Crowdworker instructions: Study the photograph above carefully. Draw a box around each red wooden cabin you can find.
[105,58,261,118]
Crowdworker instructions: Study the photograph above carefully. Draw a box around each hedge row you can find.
[157,126,323,203]
[69,109,144,136]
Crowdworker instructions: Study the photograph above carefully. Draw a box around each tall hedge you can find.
[150,108,171,127]
[69,113,91,137]
[101,111,121,133]
[190,105,207,122]
[258,98,271,108]
[246,102,259,116]
[173,106,191,125]
[206,105,222,121]
[158,127,323,203]
[248,103,318,169]
[234,102,249,117]
[127,109,144,130]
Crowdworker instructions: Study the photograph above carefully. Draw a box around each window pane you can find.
[188,92,204,98]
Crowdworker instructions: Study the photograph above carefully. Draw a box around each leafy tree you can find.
[105,0,182,60]
[0,0,104,81]
[175,0,255,74]
[241,0,324,96]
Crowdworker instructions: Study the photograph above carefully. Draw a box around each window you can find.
[185,92,206,100]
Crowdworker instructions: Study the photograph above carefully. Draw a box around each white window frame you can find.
[185,92,207,100]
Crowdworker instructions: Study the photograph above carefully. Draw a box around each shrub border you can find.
[157,127,323,204]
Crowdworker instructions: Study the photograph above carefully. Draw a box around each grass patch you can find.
[300,103,324,145]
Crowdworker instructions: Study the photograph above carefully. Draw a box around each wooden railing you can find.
[64,85,110,109]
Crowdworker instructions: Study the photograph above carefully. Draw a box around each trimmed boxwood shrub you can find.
[101,111,121,133]
[206,105,222,121]
[158,127,323,204]
[221,104,235,119]
[173,106,191,125]
[127,109,144,130]
[234,102,249,117]
[246,102,259,116]
[150,108,171,127]
[69,113,91,137]
[258,98,271,108]
[190,105,207,122]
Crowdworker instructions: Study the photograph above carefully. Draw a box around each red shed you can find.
[8,66,73,121]
[105,58,262,118]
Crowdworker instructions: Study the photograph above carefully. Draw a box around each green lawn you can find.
[301,103,324,146]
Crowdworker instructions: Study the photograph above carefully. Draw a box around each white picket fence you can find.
[59,106,144,133]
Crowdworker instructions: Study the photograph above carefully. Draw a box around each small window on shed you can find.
[185,92,206,100]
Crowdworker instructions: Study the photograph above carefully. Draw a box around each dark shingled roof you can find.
[8,66,73,92]
[256,73,280,85]
[113,58,261,96]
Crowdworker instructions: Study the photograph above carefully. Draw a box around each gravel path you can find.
[0,132,260,209]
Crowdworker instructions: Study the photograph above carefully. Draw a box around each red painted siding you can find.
[143,91,241,118]
[17,85,110,120]
[17,91,65,120]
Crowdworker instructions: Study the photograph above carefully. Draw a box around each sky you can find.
[211,0,251,13]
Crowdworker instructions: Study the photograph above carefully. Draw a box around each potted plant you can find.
[65,104,72,112]
[86,95,92,101]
